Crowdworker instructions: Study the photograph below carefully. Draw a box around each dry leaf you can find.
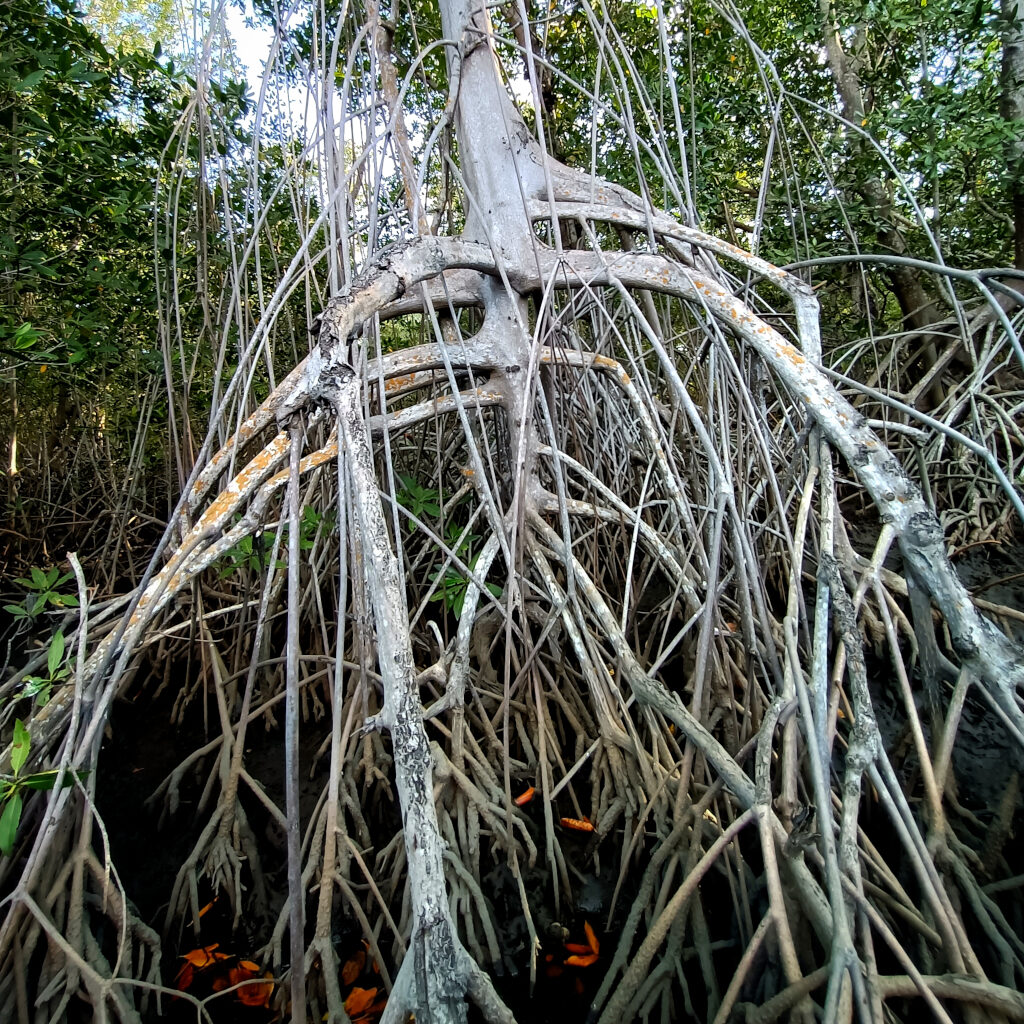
[180,944,226,968]
[345,986,378,1016]
[342,951,366,985]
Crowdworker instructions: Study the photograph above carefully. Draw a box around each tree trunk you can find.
[817,0,941,331]
[1002,0,1024,269]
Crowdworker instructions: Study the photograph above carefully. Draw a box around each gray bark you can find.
[1003,0,1024,268]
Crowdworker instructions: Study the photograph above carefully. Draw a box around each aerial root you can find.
[4,179,1024,1024]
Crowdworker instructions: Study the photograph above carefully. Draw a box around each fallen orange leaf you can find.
[236,974,274,1008]
[353,995,389,1022]
[514,786,535,806]
[196,897,218,920]
[560,817,594,832]
[361,939,382,974]
[584,921,600,956]
[174,962,194,991]
[564,943,591,955]
[342,951,366,985]
[565,953,599,968]
[226,964,260,987]
[181,944,228,968]
[345,986,378,1016]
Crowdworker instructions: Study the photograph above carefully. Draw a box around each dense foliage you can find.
[2,0,1019,575]
[1,0,176,569]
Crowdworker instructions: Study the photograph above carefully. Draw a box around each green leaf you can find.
[15,69,45,92]
[0,793,23,856]
[13,323,39,350]
[11,720,30,776]
[19,771,60,790]
[21,769,88,791]
[47,631,65,677]
[22,677,47,697]
[3,605,27,618]
[30,567,48,589]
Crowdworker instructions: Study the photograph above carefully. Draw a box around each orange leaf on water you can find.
[584,921,600,956]
[564,943,591,955]
[514,786,535,806]
[342,951,366,985]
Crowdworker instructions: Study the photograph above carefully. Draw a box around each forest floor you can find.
[59,534,1024,1024]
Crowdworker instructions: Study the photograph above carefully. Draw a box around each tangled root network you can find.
[2,1,1024,1022]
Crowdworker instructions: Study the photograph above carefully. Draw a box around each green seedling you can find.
[20,630,69,707]
[218,531,282,577]
[430,553,502,620]
[4,566,79,620]
[299,505,337,550]
[0,719,89,856]
[396,475,441,530]
[217,506,336,578]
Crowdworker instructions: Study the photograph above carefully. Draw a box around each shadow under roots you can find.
[94,664,291,1022]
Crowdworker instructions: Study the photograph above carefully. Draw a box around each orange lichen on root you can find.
[776,342,806,366]
[384,373,417,392]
